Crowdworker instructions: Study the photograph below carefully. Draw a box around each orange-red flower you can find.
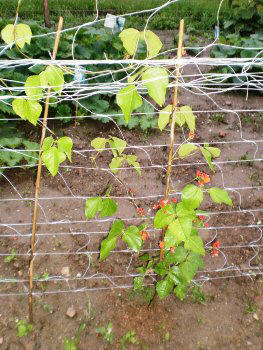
[152,202,160,210]
[172,197,177,203]
[159,199,170,208]
[139,230,149,241]
[136,207,145,216]
[188,131,195,140]
[212,240,220,257]
[170,246,175,253]
[159,241,165,249]
[196,171,210,187]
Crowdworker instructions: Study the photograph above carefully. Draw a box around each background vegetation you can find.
[0,0,231,31]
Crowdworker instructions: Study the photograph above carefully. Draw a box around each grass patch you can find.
[0,0,231,31]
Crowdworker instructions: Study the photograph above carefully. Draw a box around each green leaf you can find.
[45,65,64,93]
[17,320,33,337]
[91,137,108,152]
[187,252,204,269]
[133,276,144,291]
[100,219,124,261]
[110,137,126,155]
[42,136,54,151]
[158,104,172,131]
[42,146,60,176]
[174,109,185,127]
[116,85,142,123]
[176,202,196,219]
[173,246,188,263]
[57,136,73,162]
[126,155,141,175]
[164,247,187,265]
[85,197,102,219]
[165,217,192,248]
[1,24,32,49]
[1,24,14,45]
[122,226,142,253]
[182,184,203,210]
[174,284,187,300]
[178,143,198,158]
[109,156,125,173]
[179,106,196,132]
[154,205,175,229]
[119,28,140,55]
[140,30,162,58]
[156,278,174,299]
[200,147,215,172]
[57,151,66,164]
[100,198,118,218]
[179,260,198,284]
[64,339,77,350]
[204,146,221,158]
[12,99,42,126]
[142,67,168,107]
[208,187,233,206]
[25,75,43,99]
[184,235,205,256]
[154,261,168,276]
[167,266,181,284]
[39,71,49,86]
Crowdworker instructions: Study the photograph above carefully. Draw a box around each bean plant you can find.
[86,28,233,300]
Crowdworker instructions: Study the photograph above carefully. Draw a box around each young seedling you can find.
[16,320,33,337]
[96,322,115,344]
[120,330,139,350]
[4,248,17,263]
[64,323,86,350]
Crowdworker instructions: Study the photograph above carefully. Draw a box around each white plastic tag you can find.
[104,14,117,29]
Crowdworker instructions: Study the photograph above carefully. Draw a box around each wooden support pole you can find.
[44,0,51,28]
[28,17,63,323]
[160,19,184,261]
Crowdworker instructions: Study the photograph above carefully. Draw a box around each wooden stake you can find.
[160,19,184,261]
[28,17,63,323]
[43,0,51,28]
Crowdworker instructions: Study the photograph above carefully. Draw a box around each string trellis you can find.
[0,0,262,303]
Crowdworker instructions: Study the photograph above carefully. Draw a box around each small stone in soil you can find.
[253,313,259,321]
[61,266,70,277]
[66,306,76,318]
[0,337,3,345]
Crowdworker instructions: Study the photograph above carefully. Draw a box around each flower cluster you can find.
[212,240,220,257]
[188,131,195,140]
[139,230,149,241]
[136,207,145,216]
[196,170,210,187]
[198,215,209,228]
[152,197,176,210]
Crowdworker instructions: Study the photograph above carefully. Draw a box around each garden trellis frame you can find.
[0,0,262,323]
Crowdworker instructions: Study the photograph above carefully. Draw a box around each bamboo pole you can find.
[160,19,184,261]
[28,17,63,323]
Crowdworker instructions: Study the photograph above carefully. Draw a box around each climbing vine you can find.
[86,28,233,301]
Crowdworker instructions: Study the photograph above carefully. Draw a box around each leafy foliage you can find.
[96,322,115,344]
[0,124,39,174]
[16,320,33,337]
[41,136,72,176]
[91,136,141,174]
[225,0,263,35]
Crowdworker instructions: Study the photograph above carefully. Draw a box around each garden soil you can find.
[0,67,262,349]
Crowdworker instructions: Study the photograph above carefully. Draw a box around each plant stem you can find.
[43,0,51,28]
[28,17,63,323]
[160,19,184,261]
